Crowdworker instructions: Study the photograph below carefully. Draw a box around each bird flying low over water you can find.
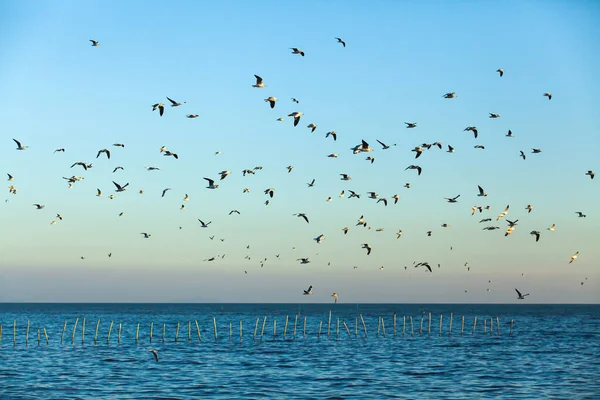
[332,293,339,303]
[148,349,158,362]
[152,103,165,116]
[303,285,313,295]
[515,288,529,299]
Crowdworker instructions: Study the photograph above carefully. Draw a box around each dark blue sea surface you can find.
[0,303,599,399]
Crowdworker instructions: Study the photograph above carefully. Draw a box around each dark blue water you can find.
[1,304,599,399]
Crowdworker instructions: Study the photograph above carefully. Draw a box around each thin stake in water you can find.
[107,321,114,344]
[72,317,79,345]
[61,321,67,345]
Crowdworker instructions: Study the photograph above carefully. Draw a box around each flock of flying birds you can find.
[5,37,596,305]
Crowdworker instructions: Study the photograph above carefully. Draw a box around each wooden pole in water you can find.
[213,318,218,342]
[303,316,307,340]
[484,319,487,335]
[377,317,381,337]
[496,317,500,335]
[439,315,443,336]
[273,319,276,340]
[509,320,513,335]
[327,311,332,338]
[318,321,322,339]
[381,318,386,338]
[419,316,424,336]
[175,322,180,342]
[260,316,267,341]
[403,316,406,337]
[360,314,367,338]
[489,318,493,336]
[0,324,2,342]
[82,318,86,345]
[343,321,351,337]
[336,318,340,339]
[61,321,67,345]
[410,316,414,337]
[136,323,140,343]
[37,329,40,346]
[13,320,16,346]
[118,323,122,345]
[44,328,49,345]
[284,315,289,340]
[94,319,100,345]
[240,320,243,343]
[253,318,259,340]
[195,320,202,342]
[107,321,114,344]
[26,320,30,346]
[355,318,358,337]
[449,313,453,335]
[230,323,233,341]
[472,317,477,335]
[162,323,165,343]
[72,317,79,345]
[188,322,191,342]
[293,314,298,339]
[393,313,397,338]
[428,313,432,336]
[150,322,153,343]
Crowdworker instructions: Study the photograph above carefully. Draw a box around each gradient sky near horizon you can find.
[1,0,599,303]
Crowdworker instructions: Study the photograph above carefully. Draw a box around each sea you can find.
[0,303,598,399]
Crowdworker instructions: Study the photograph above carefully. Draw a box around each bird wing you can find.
[302,214,309,223]
[112,181,122,190]
[361,140,369,148]
[166,96,177,105]
[515,288,522,297]
[478,186,484,195]
[204,178,214,186]
[254,75,263,84]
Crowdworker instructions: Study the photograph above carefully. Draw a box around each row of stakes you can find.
[0,313,515,346]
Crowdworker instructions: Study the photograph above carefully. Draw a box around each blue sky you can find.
[1,0,599,303]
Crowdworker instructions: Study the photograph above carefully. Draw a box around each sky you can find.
[0,0,599,303]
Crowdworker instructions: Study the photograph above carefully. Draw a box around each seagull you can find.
[89,40,99,46]
[96,149,110,159]
[152,103,165,116]
[543,92,552,100]
[392,194,400,204]
[161,188,171,198]
[204,178,219,189]
[569,251,579,264]
[294,213,309,223]
[219,170,230,180]
[506,130,514,137]
[547,223,556,231]
[276,117,284,122]
[412,146,423,159]
[479,218,492,223]
[444,195,460,203]
[530,231,541,242]
[54,148,65,153]
[303,285,313,295]
[198,219,212,228]
[526,204,533,213]
[290,48,305,56]
[265,188,274,198]
[265,97,277,109]
[443,92,457,99]
[477,185,487,197]
[404,183,411,188]
[489,113,500,118]
[307,179,315,187]
[119,212,125,216]
[328,153,339,158]
[340,174,351,181]
[186,114,199,118]
[183,194,189,201]
[113,181,129,192]
[148,349,159,362]
[342,227,349,235]
[164,151,178,159]
[474,145,485,149]
[332,293,339,304]
[96,189,102,197]
[7,173,14,181]
[298,258,310,264]
[348,190,360,199]
[575,212,587,218]
[113,143,125,148]
[405,122,417,128]
[361,243,372,255]
[335,37,346,47]
[314,234,325,244]
[367,192,379,199]
[287,165,293,173]
[417,263,432,273]
[405,165,422,175]
[288,112,303,127]
[396,230,403,239]
[377,198,388,206]
[325,131,337,141]
[307,123,317,133]
[166,96,185,107]
[376,139,395,149]
[352,139,373,154]
[146,167,160,171]
[519,151,526,160]
[515,288,529,299]
[141,233,151,238]
[13,139,28,150]
[252,75,266,88]
[497,68,504,77]
[229,209,240,215]
[585,171,595,179]
[532,148,542,153]
[33,204,44,209]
